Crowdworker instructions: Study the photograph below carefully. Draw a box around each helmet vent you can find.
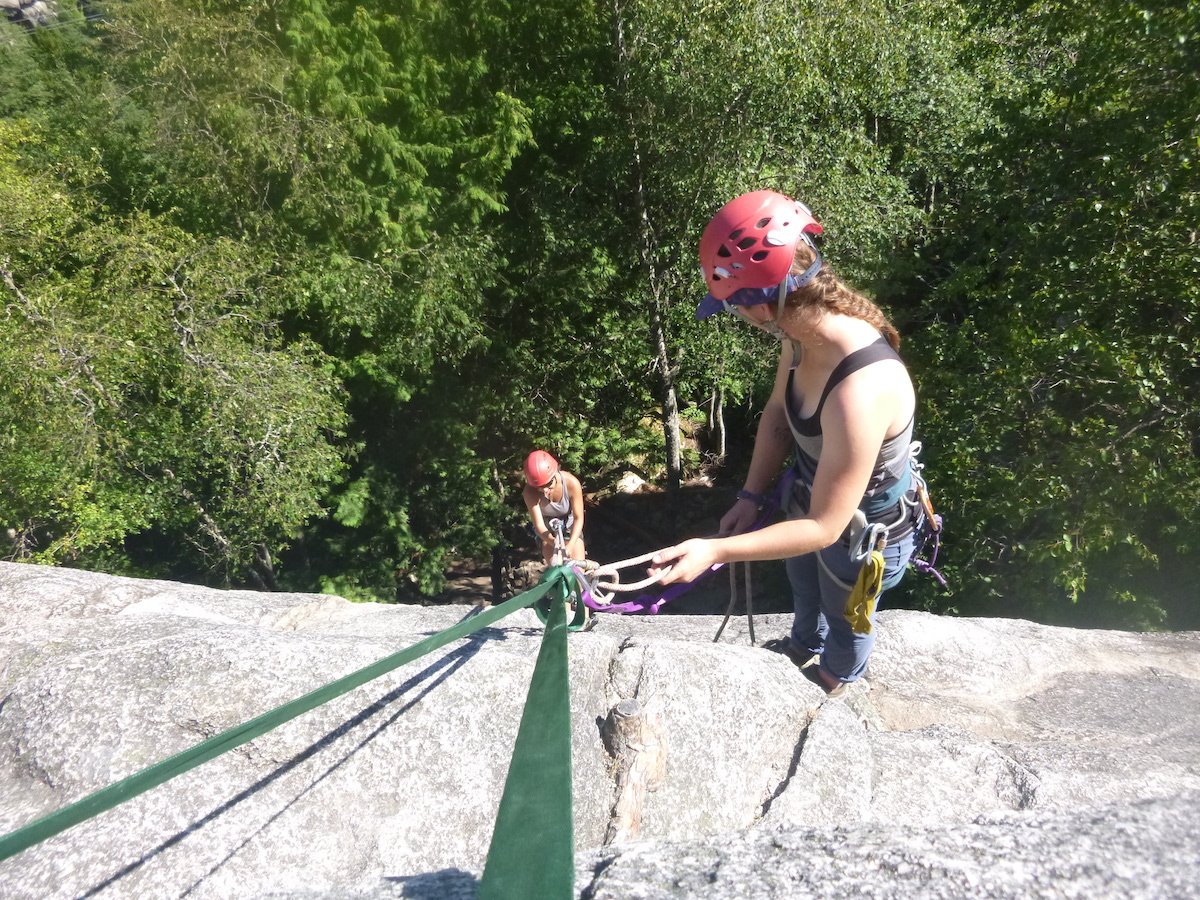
[697,192,823,309]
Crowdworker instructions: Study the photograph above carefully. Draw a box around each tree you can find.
[0,120,347,585]
[909,0,1200,627]
[80,0,539,596]
[489,0,989,492]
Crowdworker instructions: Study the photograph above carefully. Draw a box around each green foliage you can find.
[0,121,347,582]
[483,0,989,492]
[3,0,1196,629]
[0,0,540,597]
[909,0,1200,627]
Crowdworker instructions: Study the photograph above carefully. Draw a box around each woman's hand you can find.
[649,538,721,585]
[719,498,760,537]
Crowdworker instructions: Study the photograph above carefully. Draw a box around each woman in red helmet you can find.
[650,190,926,696]
[522,450,587,567]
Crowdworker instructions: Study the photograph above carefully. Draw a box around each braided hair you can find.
[785,243,900,351]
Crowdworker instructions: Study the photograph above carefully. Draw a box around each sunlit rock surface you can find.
[1,561,1198,897]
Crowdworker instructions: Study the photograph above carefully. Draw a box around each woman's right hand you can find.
[719,499,761,537]
[649,538,720,585]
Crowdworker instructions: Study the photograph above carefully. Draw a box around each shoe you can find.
[762,637,820,670]
[804,664,849,698]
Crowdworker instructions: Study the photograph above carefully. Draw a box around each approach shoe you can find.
[761,637,820,670]
[803,664,851,698]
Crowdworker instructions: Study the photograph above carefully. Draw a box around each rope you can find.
[589,551,675,600]
[579,483,788,617]
[579,550,722,615]
[0,576,565,864]
[578,471,795,617]
[711,561,756,644]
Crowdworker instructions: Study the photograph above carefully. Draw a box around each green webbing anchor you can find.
[532,564,590,631]
[479,575,574,899]
[0,577,560,864]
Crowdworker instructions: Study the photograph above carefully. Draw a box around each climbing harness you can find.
[908,442,947,589]
[535,519,594,632]
[812,441,946,634]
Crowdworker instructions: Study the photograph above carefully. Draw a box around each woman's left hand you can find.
[649,538,720,585]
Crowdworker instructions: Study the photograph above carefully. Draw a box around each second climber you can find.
[522,450,588,567]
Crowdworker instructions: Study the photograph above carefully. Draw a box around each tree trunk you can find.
[652,309,682,491]
[709,385,727,460]
[253,543,280,592]
[611,0,682,493]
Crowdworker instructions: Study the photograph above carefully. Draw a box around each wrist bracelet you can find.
[736,488,768,506]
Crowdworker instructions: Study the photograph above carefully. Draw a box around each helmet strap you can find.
[778,244,822,366]
[719,244,823,357]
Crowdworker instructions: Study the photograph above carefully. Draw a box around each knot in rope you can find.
[585,551,669,606]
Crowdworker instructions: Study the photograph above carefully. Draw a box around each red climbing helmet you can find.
[524,450,559,488]
[696,190,823,319]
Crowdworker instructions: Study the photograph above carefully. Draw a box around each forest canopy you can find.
[1,0,1197,629]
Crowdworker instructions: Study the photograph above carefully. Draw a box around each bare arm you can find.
[719,346,796,536]
[523,485,556,564]
[564,472,586,554]
[654,364,896,582]
[523,485,548,535]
